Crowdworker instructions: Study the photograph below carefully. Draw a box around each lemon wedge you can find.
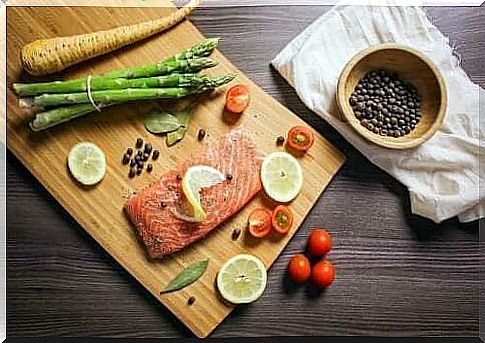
[260,151,303,203]
[181,165,225,221]
[217,254,267,304]
[67,142,106,186]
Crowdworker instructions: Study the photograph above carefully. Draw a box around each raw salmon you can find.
[124,126,263,259]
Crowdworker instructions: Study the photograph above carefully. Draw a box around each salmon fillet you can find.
[124,126,263,259]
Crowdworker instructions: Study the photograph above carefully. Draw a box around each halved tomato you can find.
[271,205,293,235]
[248,207,272,238]
[225,84,250,114]
[287,126,314,152]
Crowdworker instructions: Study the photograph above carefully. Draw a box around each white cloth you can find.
[271,3,484,224]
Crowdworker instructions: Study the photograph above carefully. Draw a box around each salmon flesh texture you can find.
[124,127,263,259]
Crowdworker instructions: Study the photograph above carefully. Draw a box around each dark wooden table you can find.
[7,5,482,338]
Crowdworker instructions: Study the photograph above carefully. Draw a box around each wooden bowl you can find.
[336,44,447,150]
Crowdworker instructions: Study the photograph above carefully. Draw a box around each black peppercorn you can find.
[232,228,241,240]
[176,174,182,181]
[143,153,150,161]
[188,296,196,305]
[226,174,233,181]
[152,150,160,160]
[136,138,143,148]
[147,164,153,173]
[160,201,166,208]
[130,159,136,167]
[129,167,136,178]
[144,143,153,154]
[198,129,206,140]
[276,135,285,145]
[122,154,130,165]
[126,148,133,156]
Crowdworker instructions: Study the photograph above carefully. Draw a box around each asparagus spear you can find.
[100,57,217,80]
[30,103,118,131]
[32,75,235,107]
[29,75,235,131]
[14,73,228,96]
[167,38,220,62]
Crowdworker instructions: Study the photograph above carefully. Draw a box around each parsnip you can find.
[21,0,200,76]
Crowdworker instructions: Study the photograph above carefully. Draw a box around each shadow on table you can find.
[388,179,480,241]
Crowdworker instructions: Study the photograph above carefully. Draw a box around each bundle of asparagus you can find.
[13,38,235,132]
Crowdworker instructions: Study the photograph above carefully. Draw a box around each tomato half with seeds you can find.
[225,84,250,114]
[248,207,272,238]
[271,205,293,235]
[287,126,314,152]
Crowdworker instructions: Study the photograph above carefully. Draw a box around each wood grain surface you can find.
[7,4,482,339]
[6,3,345,338]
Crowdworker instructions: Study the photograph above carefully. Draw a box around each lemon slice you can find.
[261,151,303,203]
[217,254,267,304]
[181,165,225,221]
[67,142,106,186]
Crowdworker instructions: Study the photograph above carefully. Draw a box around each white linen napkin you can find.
[271,3,484,224]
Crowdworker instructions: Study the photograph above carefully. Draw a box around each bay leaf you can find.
[161,259,210,294]
[166,126,187,147]
[144,111,181,134]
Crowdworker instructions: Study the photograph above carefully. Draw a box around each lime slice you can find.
[260,151,303,203]
[181,165,225,221]
[217,254,267,304]
[67,142,106,186]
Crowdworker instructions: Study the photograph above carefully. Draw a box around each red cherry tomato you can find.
[311,260,335,289]
[307,229,332,257]
[225,84,250,114]
[248,207,272,238]
[287,254,311,284]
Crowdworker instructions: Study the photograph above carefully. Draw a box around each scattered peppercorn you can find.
[176,174,182,181]
[152,150,160,160]
[143,153,150,161]
[129,167,136,178]
[130,159,136,167]
[232,228,241,240]
[226,174,233,181]
[136,138,143,148]
[160,201,167,208]
[137,160,144,168]
[187,296,196,305]
[135,155,141,162]
[198,129,206,140]
[122,154,130,165]
[137,149,143,157]
[147,164,153,173]
[136,167,142,175]
[126,148,133,156]
[276,135,285,145]
[144,143,153,154]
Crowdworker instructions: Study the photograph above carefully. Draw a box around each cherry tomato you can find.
[248,207,272,238]
[287,254,311,284]
[287,126,314,152]
[225,84,250,114]
[271,205,293,235]
[307,229,332,257]
[311,260,335,289]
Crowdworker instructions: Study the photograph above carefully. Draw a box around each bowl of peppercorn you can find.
[336,43,447,149]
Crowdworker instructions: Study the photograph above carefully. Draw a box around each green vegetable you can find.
[161,259,210,294]
[144,111,181,134]
[32,75,234,107]
[103,57,217,80]
[29,103,118,132]
[166,100,198,147]
[166,38,219,63]
[13,73,230,97]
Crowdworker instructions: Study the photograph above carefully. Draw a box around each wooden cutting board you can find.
[6,4,345,338]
